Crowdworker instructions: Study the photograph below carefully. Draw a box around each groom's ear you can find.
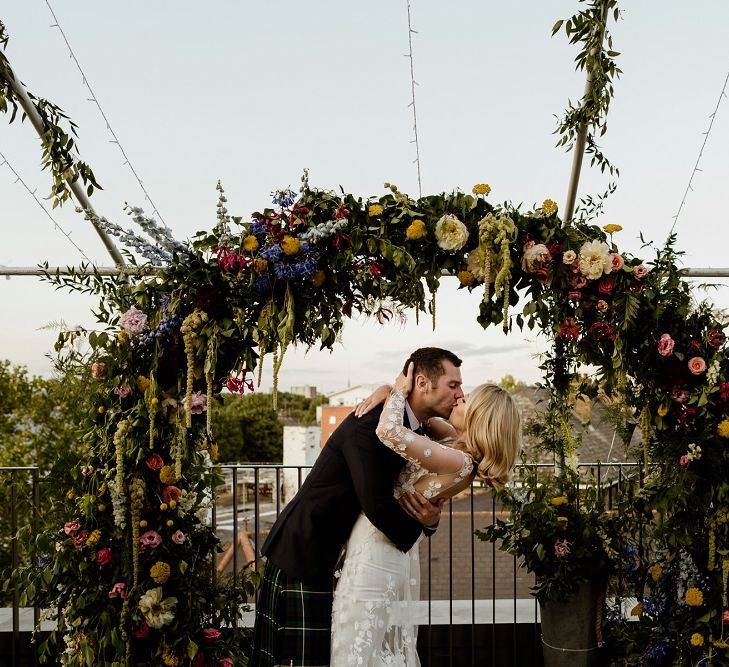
[414,373,429,392]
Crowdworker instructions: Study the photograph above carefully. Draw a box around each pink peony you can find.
[171,530,186,545]
[72,530,89,548]
[119,307,148,335]
[108,582,126,599]
[633,264,648,279]
[139,530,163,550]
[610,253,624,272]
[131,620,150,639]
[671,388,689,404]
[657,334,675,357]
[688,357,707,375]
[162,486,182,504]
[190,391,208,414]
[114,385,134,399]
[97,547,113,568]
[64,519,81,535]
[91,362,107,379]
[679,455,690,467]
[598,276,615,295]
[146,454,165,470]
[203,627,222,644]
[596,299,609,313]
[554,539,572,558]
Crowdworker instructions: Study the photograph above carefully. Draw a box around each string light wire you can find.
[405,0,423,198]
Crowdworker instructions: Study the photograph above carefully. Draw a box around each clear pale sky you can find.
[1,2,727,393]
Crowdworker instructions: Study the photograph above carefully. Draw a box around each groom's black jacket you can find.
[261,404,424,589]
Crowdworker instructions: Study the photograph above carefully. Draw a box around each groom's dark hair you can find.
[403,347,462,386]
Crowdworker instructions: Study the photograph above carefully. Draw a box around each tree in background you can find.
[499,374,526,393]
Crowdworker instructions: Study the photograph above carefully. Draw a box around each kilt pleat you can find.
[250,561,333,667]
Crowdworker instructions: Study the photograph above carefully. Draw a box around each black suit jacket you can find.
[261,404,424,589]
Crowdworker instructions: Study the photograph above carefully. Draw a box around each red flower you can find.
[558,318,580,341]
[203,627,222,644]
[146,454,165,470]
[588,321,616,340]
[567,290,583,302]
[547,242,563,257]
[333,232,352,250]
[162,486,182,504]
[334,205,350,220]
[708,328,726,349]
[72,530,89,549]
[97,547,113,569]
[720,382,729,404]
[598,277,615,295]
[131,620,150,639]
[342,300,353,317]
[227,371,255,394]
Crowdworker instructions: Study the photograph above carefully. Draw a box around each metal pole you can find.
[1,53,125,266]
[562,1,611,225]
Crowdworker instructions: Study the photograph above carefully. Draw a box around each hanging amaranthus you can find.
[204,328,218,436]
[112,419,131,529]
[148,374,159,451]
[181,309,207,427]
[639,405,652,473]
[477,213,516,332]
[129,476,145,587]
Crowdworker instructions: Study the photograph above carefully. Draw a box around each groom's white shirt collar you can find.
[404,398,420,431]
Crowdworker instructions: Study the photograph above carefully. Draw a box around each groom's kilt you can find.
[250,561,333,667]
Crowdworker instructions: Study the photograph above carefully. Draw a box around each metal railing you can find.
[1,462,642,666]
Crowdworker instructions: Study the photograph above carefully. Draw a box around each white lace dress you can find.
[330,389,474,666]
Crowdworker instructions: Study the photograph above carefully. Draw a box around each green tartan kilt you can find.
[249,561,334,667]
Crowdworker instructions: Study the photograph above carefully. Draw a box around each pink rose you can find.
[139,530,163,550]
[171,530,186,545]
[64,519,81,535]
[190,391,208,414]
[562,250,577,265]
[203,627,222,644]
[72,530,89,548]
[131,620,150,639]
[119,307,148,335]
[146,454,165,470]
[671,388,689,404]
[609,253,624,272]
[97,547,113,568]
[596,299,609,313]
[633,264,648,279]
[218,659,234,667]
[114,384,133,399]
[598,276,615,295]
[688,357,707,375]
[521,242,552,273]
[679,455,690,467]
[163,486,182,504]
[108,582,126,599]
[657,334,675,357]
[91,362,107,379]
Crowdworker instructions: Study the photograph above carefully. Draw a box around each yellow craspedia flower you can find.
[117,330,128,344]
[162,646,182,667]
[243,235,259,252]
[718,420,729,439]
[281,235,300,256]
[97,406,106,414]
[685,587,704,606]
[457,270,475,287]
[150,561,171,584]
[657,403,669,417]
[691,633,705,647]
[714,638,729,649]
[368,203,384,217]
[252,258,268,274]
[603,223,623,234]
[136,375,151,393]
[550,496,569,506]
[309,271,326,288]
[630,602,643,617]
[542,199,558,216]
[159,465,179,485]
[85,529,101,548]
[406,220,428,241]
[472,183,491,196]
[97,503,106,513]
[649,564,663,582]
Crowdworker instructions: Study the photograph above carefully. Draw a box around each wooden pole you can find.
[1,53,126,266]
[562,1,611,226]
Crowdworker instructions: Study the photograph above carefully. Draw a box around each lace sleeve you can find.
[376,389,472,476]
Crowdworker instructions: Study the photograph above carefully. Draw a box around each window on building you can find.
[328,416,337,425]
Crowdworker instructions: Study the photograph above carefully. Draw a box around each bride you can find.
[330,363,522,665]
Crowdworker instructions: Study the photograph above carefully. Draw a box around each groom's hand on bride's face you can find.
[398,491,444,527]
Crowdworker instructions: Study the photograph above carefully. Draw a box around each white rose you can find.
[521,242,551,273]
[578,240,611,280]
[434,214,469,251]
[562,250,577,264]
[139,587,177,629]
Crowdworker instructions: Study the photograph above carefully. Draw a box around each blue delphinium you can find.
[271,188,297,208]
[259,245,284,263]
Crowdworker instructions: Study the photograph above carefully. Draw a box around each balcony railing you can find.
[1,462,641,667]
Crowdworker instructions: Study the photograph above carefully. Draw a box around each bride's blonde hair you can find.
[461,384,521,486]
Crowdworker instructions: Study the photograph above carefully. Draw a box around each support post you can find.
[562,1,611,225]
[1,53,125,266]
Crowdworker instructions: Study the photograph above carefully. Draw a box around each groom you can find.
[249,347,464,667]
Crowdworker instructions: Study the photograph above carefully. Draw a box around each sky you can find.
[1,1,728,394]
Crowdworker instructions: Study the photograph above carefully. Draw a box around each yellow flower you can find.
[542,199,558,216]
[208,442,219,461]
[309,271,326,288]
[457,270,475,287]
[139,520,148,529]
[151,397,159,406]
[85,529,101,547]
[657,403,669,417]
[162,646,182,667]
[603,223,623,234]
[630,602,642,616]
[556,516,568,525]
[136,375,151,393]
[159,503,168,511]
[714,639,729,649]
[281,235,300,256]
[166,519,174,528]
[691,633,705,647]
[685,587,704,606]
[252,258,268,274]
[169,500,177,509]
[117,330,128,344]
[718,420,729,439]
[97,504,106,513]
[550,496,569,506]
[97,406,106,414]
[159,466,179,485]
[472,183,491,196]
[368,203,384,217]
[406,220,427,240]
[649,564,663,582]
[150,561,171,584]
[243,235,259,252]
